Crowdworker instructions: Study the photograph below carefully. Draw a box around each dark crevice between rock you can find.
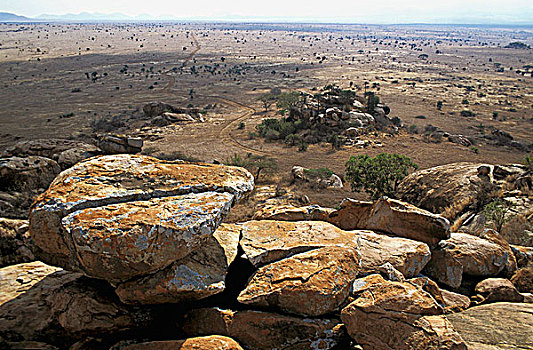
[196,245,257,310]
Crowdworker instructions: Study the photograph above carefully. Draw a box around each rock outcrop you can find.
[1,138,101,169]
[0,156,62,218]
[447,303,533,349]
[182,308,345,350]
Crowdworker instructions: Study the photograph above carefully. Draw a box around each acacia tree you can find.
[345,153,418,199]
[225,153,278,181]
[258,93,276,112]
[482,199,514,233]
[276,91,301,111]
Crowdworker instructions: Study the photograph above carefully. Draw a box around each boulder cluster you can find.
[0,155,532,349]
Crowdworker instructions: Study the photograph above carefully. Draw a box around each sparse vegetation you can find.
[224,153,278,181]
[482,198,514,233]
[345,153,418,199]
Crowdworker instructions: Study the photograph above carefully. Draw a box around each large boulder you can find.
[0,261,157,348]
[447,303,533,349]
[341,276,466,350]
[237,220,431,278]
[329,197,450,246]
[29,154,254,283]
[114,223,240,304]
[423,232,517,289]
[397,163,530,223]
[238,246,360,316]
[356,230,431,278]
[182,308,346,350]
[396,163,497,219]
[0,218,34,267]
[111,335,244,350]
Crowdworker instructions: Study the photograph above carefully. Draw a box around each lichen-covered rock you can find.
[238,246,360,316]
[182,307,345,350]
[341,278,466,350]
[329,197,450,246]
[0,261,156,348]
[356,230,431,278]
[0,218,34,267]
[29,154,254,279]
[111,335,244,350]
[254,198,451,246]
[447,303,533,349]
[62,192,234,283]
[115,223,240,304]
[424,232,516,289]
[238,220,356,267]
[238,220,430,278]
[474,278,524,303]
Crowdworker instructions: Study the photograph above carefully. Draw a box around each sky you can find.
[3,0,533,24]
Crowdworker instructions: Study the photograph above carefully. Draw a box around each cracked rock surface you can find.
[237,246,360,316]
[115,223,240,304]
[29,154,253,297]
[237,220,431,278]
[341,276,467,350]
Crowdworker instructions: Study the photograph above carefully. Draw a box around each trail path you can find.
[161,32,270,156]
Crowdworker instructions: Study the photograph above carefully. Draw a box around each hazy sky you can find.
[3,0,533,23]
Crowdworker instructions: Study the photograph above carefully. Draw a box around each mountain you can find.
[35,12,178,21]
[0,12,31,22]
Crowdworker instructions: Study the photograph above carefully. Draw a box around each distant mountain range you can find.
[0,12,31,21]
[0,11,179,22]
[1,11,532,25]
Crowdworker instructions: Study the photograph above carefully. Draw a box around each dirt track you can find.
[161,32,269,156]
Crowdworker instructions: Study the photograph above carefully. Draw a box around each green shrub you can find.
[304,168,334,181]
[482,199,514,233]
[345,153,418,199]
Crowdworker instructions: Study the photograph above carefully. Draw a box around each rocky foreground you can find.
[0,154,532,349]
